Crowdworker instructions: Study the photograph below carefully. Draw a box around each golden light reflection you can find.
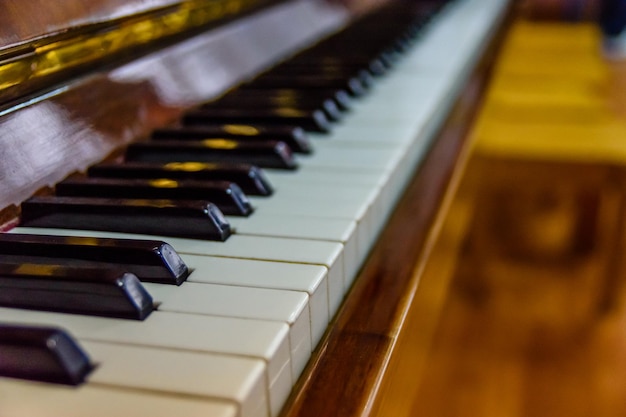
[165,162,217,171]
[269,91,299,107]
[275,108,305,117]
[148,179,180,188]
[14,263,60,276]
[0,0,264,99]
[66,237,100,246]
[128,199,177,208]
[223,124,260,136]
[201,139,238,149]
[0,59,31,90]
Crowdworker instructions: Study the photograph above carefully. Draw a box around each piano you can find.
[0,0,509,415]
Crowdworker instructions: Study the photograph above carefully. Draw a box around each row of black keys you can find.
[0,0,451,387]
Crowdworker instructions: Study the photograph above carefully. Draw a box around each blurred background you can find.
[404,1,626,416]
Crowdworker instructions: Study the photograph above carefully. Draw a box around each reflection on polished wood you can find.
[1,0,186,47]
[0,0,348,220]
[0,0,278,104]
[374,18,626,417]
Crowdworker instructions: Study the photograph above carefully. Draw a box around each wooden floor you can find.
[405,19,626,417]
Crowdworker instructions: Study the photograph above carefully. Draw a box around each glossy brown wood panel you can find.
[0,0,257,48]
[280,11,509,417]
[0,0,348,222]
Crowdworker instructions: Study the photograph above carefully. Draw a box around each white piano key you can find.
[181,255,330,346]
[401,0,507,75]
[228,214,360,288]
[0,379,238,417]
[308,124,418,147]
[249,181,378,257]
[264,166,392,253]
[10,226,332,347]
[82,341,268,417]
[0,307,292,416]
[144,281,311,380]
[265,165,388,188]
[345,76,451,126]
[165,235,346,315]
[253,178,380,255]
[397,4,474,73]
[297,146,404,172]
[270,181,378,202]
[252,188,371,219]
[261,181,379,224]
[250,200,371,267]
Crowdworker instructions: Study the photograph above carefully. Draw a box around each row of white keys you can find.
[143,281,311,380]
[0,185,349,411]
[243,179,377,268]
[0,379,239,417]
[262,165,390,272]
[2,254,331,417]
[2,1,510,416]
[0,306,288,417]
[180,255,329,348]
[15,227,343,322]
[228,214,359,291]
[11,229,343,415]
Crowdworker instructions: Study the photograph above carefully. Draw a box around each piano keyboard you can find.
[0,0,508,416]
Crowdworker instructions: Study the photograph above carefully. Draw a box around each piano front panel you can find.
[0,0,349,212]
[0,0,509,416]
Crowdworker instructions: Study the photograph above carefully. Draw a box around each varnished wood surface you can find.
[0,0,348,220]
[0,0,291,50]
[0,0,181,48]
[375,17,626,417]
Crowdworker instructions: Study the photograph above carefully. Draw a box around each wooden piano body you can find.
[0,0,509,415]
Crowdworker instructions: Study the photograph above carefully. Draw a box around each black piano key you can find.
[267,64,376,88]
[89,162,273,196]
[0,263,153,320]
[20,196,231,241]
[0,233,189,285]
[152,124,312,153]
[288,56,388,77]
[291,46,396,70]
[205,94,343,123]
[183,108,332,133]
[235,87,353,111]
[154,123,308,142]
[247,75,367,98]
[125,140,297,170]
[56,177,253,217]
[0,324,93,386]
